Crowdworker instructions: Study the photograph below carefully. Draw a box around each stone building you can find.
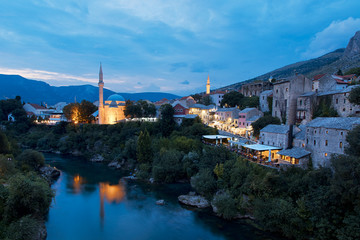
[295,92,317,124]
[259,90,273,112]
[238,108,263,128]
[210,91,225,107]
[259,124,300,149]
[240,81,272,97]
[272,74,312,124]
[305,117,360,167]
[215,107,239,122]
[98,64,126,124]
[189,104,216,124]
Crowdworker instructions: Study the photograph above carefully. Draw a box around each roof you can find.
[318,85,358,96]
[210,90,226,95]
[92,110,99,117]
[190,103,216,109]
[184,114,198,119]
[107,94,125,102]
[247,115,261,122]
[155,98,169,104]
[242,144,281,151]
[294,125,306,140]
[260,124,289,134]
[202,135,231,140]
[216,107,238,112]
[28,103,47,110]
[277,147,311,159]
[307,117,360,130]
[239,108,256,113]
[313,74,326,81]
[260,90,273,95]
[299,92,316,97]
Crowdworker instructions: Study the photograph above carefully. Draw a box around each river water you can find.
[45,153,282,240]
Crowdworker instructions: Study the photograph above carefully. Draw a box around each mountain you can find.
[0,74,180,105]
[220,31,360,90]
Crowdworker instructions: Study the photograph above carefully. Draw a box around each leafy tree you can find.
[136,129,152,163]
[345,125,360,157]
[191,168,217,199]
[345,67,360,76]
[191,94,202,102]
[348,86,360,106]
[220,91,244,107]
[336,69,343,76]
[5,215,39,240]
[16,150,45,171]
[152,149,184,183]
[63,100,96,123]
[0,131,11,154]
[159,104,175,137]
[241,96,259,109]
[0,98,23,121]
[212,192,238,220]
[200,95,213,106]
[251,115,281,138]
[124,100,142,118]
[5,173,54,223]
[213,163,224,180]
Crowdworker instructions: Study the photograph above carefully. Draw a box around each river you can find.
[45,153,282,240]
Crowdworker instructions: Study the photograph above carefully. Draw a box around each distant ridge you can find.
[219,31,360,91]
[0,74,180,105]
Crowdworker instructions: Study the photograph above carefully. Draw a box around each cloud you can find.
[302,17,360,59]
[170,62,188,72]
[180,80,189,85]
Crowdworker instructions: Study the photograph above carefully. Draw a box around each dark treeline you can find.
[4,110,360,239]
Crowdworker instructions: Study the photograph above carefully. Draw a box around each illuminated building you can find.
[98,64,126,124]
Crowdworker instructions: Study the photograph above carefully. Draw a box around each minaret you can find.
[98,63,104,124]
[206,74,210,94]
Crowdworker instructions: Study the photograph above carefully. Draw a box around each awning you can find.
[277,147,311,159]
[202,135,231,140]
[242,144,281,151]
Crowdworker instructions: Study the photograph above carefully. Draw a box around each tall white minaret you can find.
[206,74,210,94]
[98,63,104,124]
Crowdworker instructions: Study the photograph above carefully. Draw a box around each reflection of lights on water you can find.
[73,174,85,194]
[99,181,125,225]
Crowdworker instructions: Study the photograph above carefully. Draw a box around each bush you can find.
[5,215,39,240]
[16,150,45,171]
[5,173,54,223]
[152,149,184,183]
[191,168,217,199]
[212,192,238,220]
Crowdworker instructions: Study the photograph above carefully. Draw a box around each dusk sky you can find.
[1,0,360,96]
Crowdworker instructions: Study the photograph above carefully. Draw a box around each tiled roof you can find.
[260,90,273,95]
[184,114,198,119]
[307,117,360,130]
[239,107,256,113]
[189,104,215,109]
[247,115,261,122]
[277,147,311,159]
[216,107,238,112]
[313,74,326,81]
[260,124,289,134]
[294,125,306,140]
[318,85,358,96]
[299,92,316,97]
[28,103,47,110]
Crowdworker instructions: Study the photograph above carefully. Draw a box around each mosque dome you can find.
[107,94,125,102]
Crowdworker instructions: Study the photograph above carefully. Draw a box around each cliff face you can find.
[343,31,360,59]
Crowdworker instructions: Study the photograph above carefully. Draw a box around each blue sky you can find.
[1,0,360,96]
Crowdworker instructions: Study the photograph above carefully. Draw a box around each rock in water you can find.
[178,194,210,208]
[90,154,104,162]
[156,200,165,205]
[39,166,61,183]
[108,160,121,169]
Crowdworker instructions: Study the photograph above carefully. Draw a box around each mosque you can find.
[98,64,126,124]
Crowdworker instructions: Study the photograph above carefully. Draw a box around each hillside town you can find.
[15,64,360,171]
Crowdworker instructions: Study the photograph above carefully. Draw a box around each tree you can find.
[251,115,281,138]
[159,104,175,137]
[152,149,184,183]
[345,125,360,156]
[63,100,96,123]
[191,168,217,199]
[220,91,244,107]
[345,67,360,76]
[336,69,343,76]
[124,100,142,118]
[16,150,45,171]
[191,94,202,102]
[137,129,152,163]
[200,95,213,106]
[0,131,11,154]
[349,86,360,106]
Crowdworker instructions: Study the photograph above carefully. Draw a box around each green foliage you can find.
[336,69,343,76]
[241,96,259,109]
[213,192,238,220]
[220,91,244,107]
[200,95,213,106]
[345,125,360,156]
[152,149,184,183]
[5,215,39,240]
[313,95,339,118]
[5,173,54,223]
[159,104,175,137]
[0,98,23,121]
[0,131,11,154]
[267,96,273,113]
[344,67,360,76]
[213,163,224,179]
[0,156,16,179]
[63,100,97,123]
[348,86,360,106]
[251,115,281,138]
[16,150,45,171]
[191,168,217,199]
[136,129,152,163]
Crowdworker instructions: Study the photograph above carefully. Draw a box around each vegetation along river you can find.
[45,153,282,240]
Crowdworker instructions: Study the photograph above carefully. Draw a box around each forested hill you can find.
[0,74,180,105]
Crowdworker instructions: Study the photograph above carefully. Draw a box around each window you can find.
[326,130,328,134]
[306,139,309,144]
[314,140,316,146]
[302,143,305,147]
[315,130,317,134]
[341,132,343,136]
[276,89,278,93]
[263,96,265,100]
[340,142,343,148]
[275,100,278,107]
[325,140,328,146]
[336,99,338,104]
[343,108,346,112]
[325,153,328,157]
[286,88,288,92]
[300,100,302,106]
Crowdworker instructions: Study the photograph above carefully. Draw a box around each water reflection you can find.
[99,181,126,226]
[73,174,86,194]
